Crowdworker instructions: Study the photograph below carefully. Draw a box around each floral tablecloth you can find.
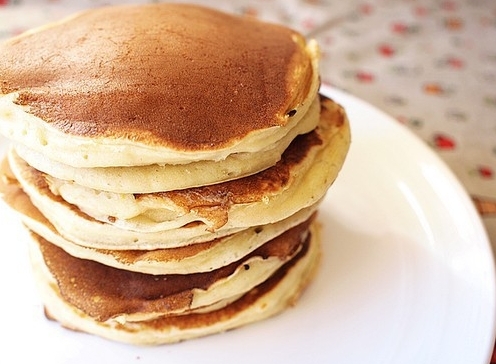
[1,0,496,361]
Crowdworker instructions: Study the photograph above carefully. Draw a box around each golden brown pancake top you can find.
[0,3,313,151]
[36,216,312,321]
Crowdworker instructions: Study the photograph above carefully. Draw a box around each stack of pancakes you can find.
[0,4,350,345]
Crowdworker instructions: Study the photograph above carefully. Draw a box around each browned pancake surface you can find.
[0,3,313,150]
[137,237,311,332]
[34,216,312,322]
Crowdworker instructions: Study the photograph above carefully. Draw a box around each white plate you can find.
[0,86,495,364]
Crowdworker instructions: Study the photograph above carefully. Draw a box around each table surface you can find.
[1,0,495,362]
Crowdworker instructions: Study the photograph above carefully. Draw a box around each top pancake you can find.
[0,3,319,168]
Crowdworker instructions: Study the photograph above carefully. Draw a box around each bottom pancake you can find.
[28,215,314,322]
[29,221,321,345]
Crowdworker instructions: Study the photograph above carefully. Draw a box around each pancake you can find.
[0,3,350,347]
[0,3,319,169]
[13,96,321,194]
[28,214,312,322]
[30,220,321,345]
[7,96,350,250]
[0,163,317,274]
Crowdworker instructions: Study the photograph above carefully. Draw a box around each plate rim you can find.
[321,84,496,363]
